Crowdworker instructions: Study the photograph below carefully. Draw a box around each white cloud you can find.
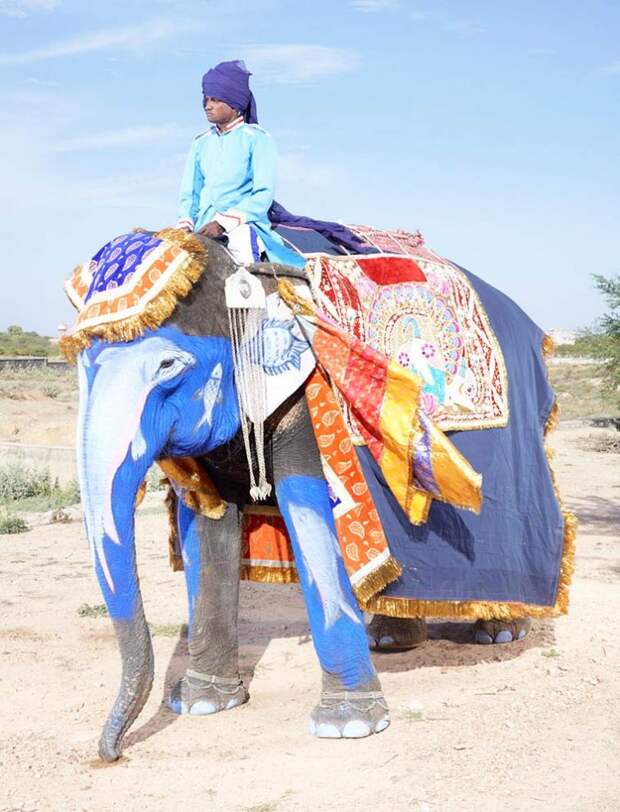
[241,44,360,83]
[279,151,334,188]
[408,9,485,36]
[350,0,397,11]
[51,124,186,152]
[0,0,60,16]
[602,60,620,75]
[0,18,199,66]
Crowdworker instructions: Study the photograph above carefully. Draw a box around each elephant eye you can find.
[159,358,176,370]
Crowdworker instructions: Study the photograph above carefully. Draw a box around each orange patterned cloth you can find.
[305,367,402,602]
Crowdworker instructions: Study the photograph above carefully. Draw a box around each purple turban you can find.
[201,60,258,124]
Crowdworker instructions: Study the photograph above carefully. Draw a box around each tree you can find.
[592,274,620,402]
[0,326,52,357]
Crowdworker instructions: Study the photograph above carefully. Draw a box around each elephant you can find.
[76,239,390,762]
[71,229,571,763]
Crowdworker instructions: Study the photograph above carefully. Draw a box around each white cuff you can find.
[176,217,194,232]
[214,210,246,233]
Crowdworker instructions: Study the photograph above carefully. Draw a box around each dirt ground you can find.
[1,421,619,812]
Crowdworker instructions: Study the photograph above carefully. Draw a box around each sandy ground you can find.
[1,424,619,812]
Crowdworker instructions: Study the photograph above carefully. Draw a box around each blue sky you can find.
[0,0,618,335]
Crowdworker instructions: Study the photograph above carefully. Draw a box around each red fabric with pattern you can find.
[356,256,426,285]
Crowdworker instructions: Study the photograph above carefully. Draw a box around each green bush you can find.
[0,325,52,357]
[0,462,81,508]
[77,603,108,618]
[0,510,29,534]
[0,462,52,501]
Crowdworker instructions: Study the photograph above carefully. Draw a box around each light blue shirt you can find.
[177,120,305,268]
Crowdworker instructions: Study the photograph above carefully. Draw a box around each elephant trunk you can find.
[99,602,154,762]
[77,354,163,761]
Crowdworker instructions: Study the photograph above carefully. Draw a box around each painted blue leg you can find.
[168,499,248,716]
[276,474,390,738]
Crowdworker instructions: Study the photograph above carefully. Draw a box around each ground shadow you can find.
[122,581,557,753]
[567,494,620,537]
[371,618,557,675]
[123,631,189,752]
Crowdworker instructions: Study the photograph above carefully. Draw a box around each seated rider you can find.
[177,59,305,269]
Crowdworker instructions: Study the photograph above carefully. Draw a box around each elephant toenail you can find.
[368,637,377,650]
[316,723,341,738]
[476,631,494,644]
[494,630,513,644]
[189,699,217,715]
[342,720,371,738]
[379,635,395,647]
[375,716,390,733]
[517,628,527,640]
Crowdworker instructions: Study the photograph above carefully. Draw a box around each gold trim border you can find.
[60,229,207,363]
[366,333,577,621]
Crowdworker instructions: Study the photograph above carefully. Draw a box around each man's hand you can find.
[198,221,226,239]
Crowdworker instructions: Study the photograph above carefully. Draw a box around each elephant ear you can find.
[60,228,211,362]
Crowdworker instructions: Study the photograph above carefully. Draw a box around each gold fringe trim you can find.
[240,564,300,585]
[541,331,577,617]
[158,457,226,520]
[135,479,147,509]
[352,555,403,607]
[277,278,316,316]
[164,484,184,572]
[60,228,207,363]
[368,333,577,621]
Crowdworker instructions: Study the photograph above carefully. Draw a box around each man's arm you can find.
[177,139,203,232]
[214,130,276,233]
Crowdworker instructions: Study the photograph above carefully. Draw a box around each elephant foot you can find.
[168,669,249,716]
[367,615,428,652]
[474,617,532,645]
[309,690,390,739]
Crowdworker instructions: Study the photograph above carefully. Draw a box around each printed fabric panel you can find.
[306,250,509,432]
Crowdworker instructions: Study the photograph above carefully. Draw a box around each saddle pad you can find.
[306,250,509,432]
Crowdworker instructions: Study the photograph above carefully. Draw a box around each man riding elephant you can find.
[58,59,575,763]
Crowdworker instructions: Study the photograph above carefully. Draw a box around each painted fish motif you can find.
[244,318,310,376]
[288,503,361,630]
[195,363,223,430]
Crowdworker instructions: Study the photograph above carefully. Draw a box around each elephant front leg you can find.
[276,474,390,739]
[168,500,249,715]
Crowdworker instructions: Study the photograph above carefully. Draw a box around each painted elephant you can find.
[76,240,388,762]
[71,229,571,764]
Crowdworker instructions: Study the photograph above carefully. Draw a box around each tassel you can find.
[226,267,272,501]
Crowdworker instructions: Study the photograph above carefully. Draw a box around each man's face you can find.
[203,97,238,126]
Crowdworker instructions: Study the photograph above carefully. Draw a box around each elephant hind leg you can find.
[474,617,532,645]
[366,615,428,652]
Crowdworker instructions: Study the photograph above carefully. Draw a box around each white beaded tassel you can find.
[225,268,271,501]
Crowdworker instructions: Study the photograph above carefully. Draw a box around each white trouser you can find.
[225,224,265,265]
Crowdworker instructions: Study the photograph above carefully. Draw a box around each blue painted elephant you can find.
[75,241,387,762]
[69,229,571,763]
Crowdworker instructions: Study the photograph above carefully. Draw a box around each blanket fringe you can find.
[60,228,207,363]
[158,457,227,521]
[165,485,184,572]
[367,332,577,621]
[240,564,299,584]
[352,556,402,607]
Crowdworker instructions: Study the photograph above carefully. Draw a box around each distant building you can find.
[547,328,578,346]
